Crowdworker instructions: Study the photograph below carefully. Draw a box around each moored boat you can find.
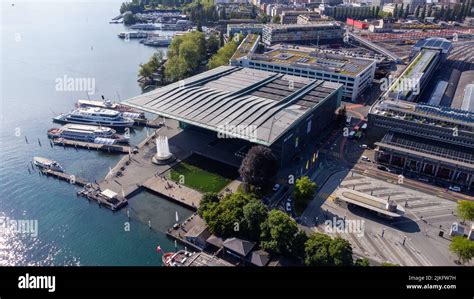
[53,108,135,129]
[47,124,129,144]
[33,157,64,172]
[162,250,193,267]
[76,99,146,121]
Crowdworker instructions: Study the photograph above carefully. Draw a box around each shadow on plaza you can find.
[346,204,421,233]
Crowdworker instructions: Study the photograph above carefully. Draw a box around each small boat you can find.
[162,250,193,267]
[33,157,64,172]
[118,31,148,39]
[143,36,173,47]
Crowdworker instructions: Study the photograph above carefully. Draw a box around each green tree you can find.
[242,199,268,241]
[354,257,370,266]
[123,13,137,25]
[304,233,333,266]
[239,145,279,193]
[291,230,308,260]
[294,176,317,202]
[329,237,353,266]
[207,38,239,69]
[449,236,474,265]
[138,51,164,80]
[200,192,257,238]
[272,15,281,24]
[457,200,474,223]
[260,210,298,255]
[198,192,220,217]
[206,34,221,55]
[164,31,206,82]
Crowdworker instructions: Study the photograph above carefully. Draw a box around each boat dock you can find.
[40,169,89,187]
[53,138,132,154]
[77,185,128,211]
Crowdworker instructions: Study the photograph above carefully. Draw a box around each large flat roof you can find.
[255,47,375,77]
[123,66,342,146]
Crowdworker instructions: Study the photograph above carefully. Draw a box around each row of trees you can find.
[163,31,221,82]
[207,35,240,70]
[138,51,165,82]
[120,0,191,13]
[198,190,354,265]
[139,31,223,84]
[183,0,218,25]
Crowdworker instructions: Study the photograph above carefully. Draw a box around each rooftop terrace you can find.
[253,47,374,76]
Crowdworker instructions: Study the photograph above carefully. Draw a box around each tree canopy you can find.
[304,233,333,266]
[304,234,354,266]
[164,31,206,82]
[199,191,268,240]
[449,236,474,265]
[260,210,299,256]
[457,200,474,223]
[293,176,317,203]
[239,145,279,193]
[207,36,240,70]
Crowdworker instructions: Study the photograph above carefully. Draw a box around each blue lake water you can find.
[0,0,191,266]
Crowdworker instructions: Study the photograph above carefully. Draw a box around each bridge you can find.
[346,31,402,63]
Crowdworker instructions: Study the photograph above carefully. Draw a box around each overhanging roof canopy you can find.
[123,66,342,146]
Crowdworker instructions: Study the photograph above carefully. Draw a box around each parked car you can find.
[285,202,292,212]
[377,165,390,172]
[272,184,280,192]
[359,144,368,149]
[448,185,461,192]
[417,177,429,183]
[287,197,293,202]
[361,156,370,162]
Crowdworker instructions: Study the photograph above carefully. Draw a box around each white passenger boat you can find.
[33,157,64,172]
[53,108,135,129]
[47,124,129,144]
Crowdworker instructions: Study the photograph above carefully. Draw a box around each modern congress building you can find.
[231,34,376,101]
[124,66,343,165]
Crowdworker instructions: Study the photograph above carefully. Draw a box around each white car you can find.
[285,202,292,212]
[449,185,461,192]
[359,144,368,149]
[272,184,280,192]
[361,156,370,162]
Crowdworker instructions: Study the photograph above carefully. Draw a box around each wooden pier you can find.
[40,169,89,187]
[39,169,127,211]
[53,138,132,154]
[77,186,128,211]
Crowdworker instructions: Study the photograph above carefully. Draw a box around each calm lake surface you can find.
[0,0,191,266]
